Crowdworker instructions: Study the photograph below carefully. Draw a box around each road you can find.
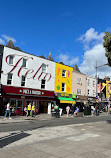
[0,115,111,158]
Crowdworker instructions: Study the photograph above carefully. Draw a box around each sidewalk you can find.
[0,112,109,124]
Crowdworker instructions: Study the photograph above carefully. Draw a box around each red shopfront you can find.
[1,85,55,115]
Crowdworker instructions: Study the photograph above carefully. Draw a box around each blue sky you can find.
[0,0,111,78]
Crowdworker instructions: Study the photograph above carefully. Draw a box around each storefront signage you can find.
[97,84,101,93]
[3,55,52,81]
[20,89,41,95]
[57,92,72,98]
[2,86,54,97]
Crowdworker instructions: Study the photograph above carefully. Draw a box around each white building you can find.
[86,75,96,99]
[0,40,55,115]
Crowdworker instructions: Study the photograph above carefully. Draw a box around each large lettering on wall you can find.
[2,54,52,81]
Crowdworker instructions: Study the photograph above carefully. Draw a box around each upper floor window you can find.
[87,89,90,95]
[42,64,46,73]
[93,81,95,87]
[77,78,82,85]
[87,79,90,86]
[93,90,95,96]
[9,55,14,65]
[41,79,46,89]
[21,75,25,86]
[62,70,66,77]
[62,83,66,92]
[77,89,81,95]
[7,73,13,85]
[22,59,27,68]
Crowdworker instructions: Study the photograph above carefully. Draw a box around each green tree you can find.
[103,31,111,66]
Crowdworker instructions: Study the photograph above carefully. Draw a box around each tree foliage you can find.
[103,31,111,66]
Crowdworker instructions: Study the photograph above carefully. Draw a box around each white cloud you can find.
[79,28,104,50]
[58,53,79,66]
[1,34,16,43]
[0,38,5,45]
[79,28,111,79]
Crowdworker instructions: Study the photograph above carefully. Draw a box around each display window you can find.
[10,99,23,115]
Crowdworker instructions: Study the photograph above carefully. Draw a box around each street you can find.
[0,115,111,158]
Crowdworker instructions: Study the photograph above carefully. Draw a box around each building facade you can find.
[86,75,96,103]
[72,64,88,111]
[54,63,74,111]
[0,44,56,115]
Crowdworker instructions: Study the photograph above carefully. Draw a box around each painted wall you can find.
[72,71,87,96]
[1,47,55,91]
[55,63,73,94]
[106,81,111,99]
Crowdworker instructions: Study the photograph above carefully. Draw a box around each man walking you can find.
[4,101,12,119]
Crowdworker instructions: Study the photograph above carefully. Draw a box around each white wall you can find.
[1,47,55,91]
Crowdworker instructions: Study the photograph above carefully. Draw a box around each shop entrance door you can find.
[39,101,48,113]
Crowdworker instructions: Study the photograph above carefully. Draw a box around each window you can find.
[62,83,66,92]
[87,89,90,95]
[41,79,45,89]
[7,73,13,85]
[87,79,90,86]
[62,70,66,77]
[77,78,82,85]
[21,75,25,86]
[77,89,81,95]
[22,59,27,68]
[93,90,95,96]
[9,55,14,65]
[42,64,46,73]
[93,81,95,87]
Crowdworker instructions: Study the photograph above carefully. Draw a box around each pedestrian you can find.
[71,104,74,117]
[4,101,12,119]
[74,106,79,116]
[27,102,31,117]
[31,102,35,117]
[107,103,110,115]
[66,105,70,117]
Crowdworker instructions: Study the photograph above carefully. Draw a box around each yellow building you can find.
[55,63,75,105]
[106,81,111,99]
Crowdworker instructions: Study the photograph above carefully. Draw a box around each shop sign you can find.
[57,93,72,98]
[20,89,41,95]
[3,55,52,81]
[97,84,101,93]
[72,93,76,98]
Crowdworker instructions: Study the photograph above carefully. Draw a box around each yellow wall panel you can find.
[55,63,73,94]
[106,81,111,98]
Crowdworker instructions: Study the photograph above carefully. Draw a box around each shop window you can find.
[62,70,66,77]
[41,79,45,89]
[22,59,27,68]
[7,73,13,85]
[10,100,23,115]
[42,64,46,73]
[62,83,66,92]
[9,55,14,65]
[77,89,81,95]
[21,75,25,86]
[77,78,82,85]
